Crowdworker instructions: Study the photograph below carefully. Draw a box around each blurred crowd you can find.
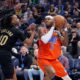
[0,0,80,80]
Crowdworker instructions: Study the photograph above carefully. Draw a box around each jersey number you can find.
[0,35,8,46]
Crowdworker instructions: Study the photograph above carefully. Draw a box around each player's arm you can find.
[58,30,68,46]
[18,24,36,47]
[41,26,55,44]
[24,23,36,46]
[23,31,35,46]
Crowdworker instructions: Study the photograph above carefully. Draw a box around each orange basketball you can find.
[54,15,66,28]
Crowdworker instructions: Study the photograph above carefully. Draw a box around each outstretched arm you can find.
[23,23,36,46]
[23,31,35,46]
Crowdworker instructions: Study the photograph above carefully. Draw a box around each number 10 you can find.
[0,35,8,46]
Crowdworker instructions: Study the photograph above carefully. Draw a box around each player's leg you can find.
[37,59,55,80]
[13,68,17,80]
[44,75,51,80]
[44,65,55,79]
[1,53,17,80]
[4,68,17,80]
[51,59,72,80]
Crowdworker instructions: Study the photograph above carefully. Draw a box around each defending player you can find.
[0,14,36,80]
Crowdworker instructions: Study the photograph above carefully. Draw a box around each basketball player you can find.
[0,14,35,80]
[37,15,72,80]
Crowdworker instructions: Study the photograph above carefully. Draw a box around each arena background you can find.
[0,0,80,80]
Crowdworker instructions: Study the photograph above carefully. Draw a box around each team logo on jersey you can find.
[49,37,57,50]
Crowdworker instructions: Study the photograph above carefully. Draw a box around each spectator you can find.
[48,4,57,16]
[27,13,36,25]
[27,58,44,80]
[26,7,32,15]
[76,22,80,57]
[59,46,70,71]
[13,46,33,69]
[24,43,44,80]
[65,23,73,53]
[73,10,80,19]
[14,3,22,17]
[61,47,74,71]
[32,6,39,18]
[56,0,64,15]
[30,0,39,4]
[72,19,77,28]
[70,30,79,58]
[66,23,72,42]
[32,6,42,24]
[72,2,80,19]
[21,4,28,14]
[58,54,69,79]
[76,22,80,39]
[39,0,45,5]
[64,2,72,16]
[12,46,33,80]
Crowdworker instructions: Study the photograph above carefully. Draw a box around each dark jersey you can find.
[0,27,26,51]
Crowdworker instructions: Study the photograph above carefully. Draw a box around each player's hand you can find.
[53,30,61,37]
[27,23,36,31]
[27,30,36,35]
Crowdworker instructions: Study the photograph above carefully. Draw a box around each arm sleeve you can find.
[17,30,27,42]
[41,26,55,44]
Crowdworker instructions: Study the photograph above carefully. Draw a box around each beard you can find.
[46,24,53,29]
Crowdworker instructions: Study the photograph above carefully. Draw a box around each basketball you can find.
[54,15,66,28]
